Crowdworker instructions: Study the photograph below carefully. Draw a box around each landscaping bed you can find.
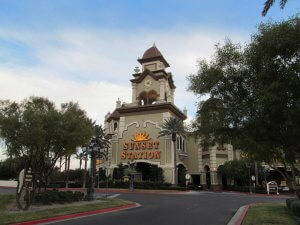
[0,194,131,225]
[242,203,299,225]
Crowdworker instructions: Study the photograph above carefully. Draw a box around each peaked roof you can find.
[131,68,176,89]
[138,45,170,67]
[106,109,121,122]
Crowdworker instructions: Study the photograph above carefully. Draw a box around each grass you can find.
[0,194,131,225]
[242,203,299,225]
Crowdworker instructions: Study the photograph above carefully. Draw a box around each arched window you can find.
[114,122,118,131]
[179,136,182,150]
[138,90,159,105]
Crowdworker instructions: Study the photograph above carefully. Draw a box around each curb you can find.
[205,190,291,198]
[12,202,140,225]
[227,205,249,225]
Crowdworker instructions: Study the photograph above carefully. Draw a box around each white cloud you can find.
[0,26,248,164]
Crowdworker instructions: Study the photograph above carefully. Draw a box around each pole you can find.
[106,168,109,198]
[254,161,259,186]
[248,165,252,194]
[84,147,95,201]
[97,168,99,189]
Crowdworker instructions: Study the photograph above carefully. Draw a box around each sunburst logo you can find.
[131,132,151,142]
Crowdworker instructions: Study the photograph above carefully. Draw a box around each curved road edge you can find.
[12,202,141,225]
[227,205,249,225]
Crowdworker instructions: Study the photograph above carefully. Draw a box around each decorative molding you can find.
[143,120,163,131]
[119,121,140,138]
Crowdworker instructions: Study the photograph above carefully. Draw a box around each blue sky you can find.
[0,0,299,160]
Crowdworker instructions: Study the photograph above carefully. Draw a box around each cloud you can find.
[0,26,248,164]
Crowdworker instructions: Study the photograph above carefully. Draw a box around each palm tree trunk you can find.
[65,155,71,188]
[172,133,177,186]
[79,157,82,170]
[83,156,88,188]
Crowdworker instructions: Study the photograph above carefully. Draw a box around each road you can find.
[0,188,286,225]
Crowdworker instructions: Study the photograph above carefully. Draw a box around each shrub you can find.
[286,198,295,210]
[296,189,300,200]
[34,190,84,205]
[291,200,300,218]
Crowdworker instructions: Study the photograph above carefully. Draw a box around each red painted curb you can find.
[235,205,249,225]
[12,202,137,225]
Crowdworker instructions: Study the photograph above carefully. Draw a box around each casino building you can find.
[103,45,240,190]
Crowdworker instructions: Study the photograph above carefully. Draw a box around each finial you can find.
[153,42,156,47]
[183,107,187,116]
[134,66,140,73]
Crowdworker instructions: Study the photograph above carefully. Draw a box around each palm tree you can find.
[158,117,185,185]
[92,124,110,152]
[262,0,288,16]
[89,124,110,188]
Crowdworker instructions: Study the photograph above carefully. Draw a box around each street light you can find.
[128,160,137,191]
[84,140,97,201]
[245,162,252,194]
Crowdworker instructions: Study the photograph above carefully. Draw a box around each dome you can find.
[142,46,163,59]
[138,44,170,67]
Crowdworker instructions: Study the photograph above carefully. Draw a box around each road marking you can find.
[107,194,120,198]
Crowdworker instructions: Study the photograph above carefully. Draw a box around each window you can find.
[114,122,118,131]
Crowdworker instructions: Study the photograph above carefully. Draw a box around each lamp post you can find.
[128,160,137,191]
[245,162,252,194]
[84,140,96,201]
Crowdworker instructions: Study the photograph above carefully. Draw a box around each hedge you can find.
[286,198,300,218]
[224,185,267,194]
[34,190,84,205]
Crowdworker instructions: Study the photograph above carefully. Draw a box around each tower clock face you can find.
[144,79,152,88]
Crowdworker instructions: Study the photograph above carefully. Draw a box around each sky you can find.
[0,0,299,162]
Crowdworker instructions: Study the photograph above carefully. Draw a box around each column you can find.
[210,146,221,190]
[131,83,137,104]
[159,79,165,102]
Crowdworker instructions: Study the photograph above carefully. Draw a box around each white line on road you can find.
[107,194,120,198]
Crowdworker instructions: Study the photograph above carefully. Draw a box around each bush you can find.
[97,180,185,190]
[286,198,295,210]
[291,200,300,218]
[34,190,84,205]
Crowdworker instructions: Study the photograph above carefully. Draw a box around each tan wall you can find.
[186,136,199,173]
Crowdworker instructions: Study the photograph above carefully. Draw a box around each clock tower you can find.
[104,44,187,184]
[131,43,176,105]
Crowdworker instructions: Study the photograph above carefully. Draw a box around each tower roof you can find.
[138,45,170,67]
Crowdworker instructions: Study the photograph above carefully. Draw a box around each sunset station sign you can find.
[121,132,161,160]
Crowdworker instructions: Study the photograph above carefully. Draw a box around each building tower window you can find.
[114,122,118,131]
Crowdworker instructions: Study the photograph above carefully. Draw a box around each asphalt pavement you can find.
[0,188,286,225]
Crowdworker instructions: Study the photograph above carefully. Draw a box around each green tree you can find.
[158,117,185,185]
[113,163,126,180]
[87,124,110,189]
[0,96,93,208]
[218,160,249,186]
[188,16,300,190]
[262,0,288,16]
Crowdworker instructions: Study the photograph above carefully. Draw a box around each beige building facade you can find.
[103,45,240,190]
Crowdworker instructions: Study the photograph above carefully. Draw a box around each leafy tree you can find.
[0,96,93,208]
[188,17,300,190]
[158,117,185,185]
[262,0,288,16]
[0,158,24,180]
[113,163,126,180]
[84,124,110,191]
[218,160,249,186]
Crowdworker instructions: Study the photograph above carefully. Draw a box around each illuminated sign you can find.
[121,131,161,160]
